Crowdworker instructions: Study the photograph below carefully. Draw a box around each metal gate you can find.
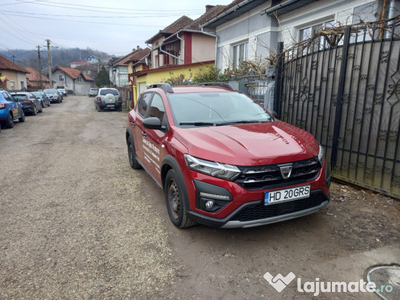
[277,18,400,198]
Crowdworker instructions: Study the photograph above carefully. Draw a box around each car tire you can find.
[165,169,196,228]
[127,136,141,169]
[32,106,37,116]
[5,112,14,128]
[39,105,43,113]
[19,110,25,123]
[96,105,102,112]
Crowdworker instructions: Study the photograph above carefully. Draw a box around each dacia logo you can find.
[279,164,292,179]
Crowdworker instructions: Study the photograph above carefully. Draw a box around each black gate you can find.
[277,18,400,199]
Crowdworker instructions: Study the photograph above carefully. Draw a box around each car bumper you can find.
[21,104,35,113]
[183,161,330,228]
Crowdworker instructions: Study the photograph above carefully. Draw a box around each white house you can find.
[52,66,94,95]
[202,0,400,71]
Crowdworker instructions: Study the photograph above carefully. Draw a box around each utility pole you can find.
[37,46,43,90]
[47,39,52,88]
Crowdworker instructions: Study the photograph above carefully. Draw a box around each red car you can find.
[126,83,330,228]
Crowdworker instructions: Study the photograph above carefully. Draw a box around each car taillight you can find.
[118,97,122,102]
[97,97,102,102]
[0,103,6,109]
[21,100,30,103]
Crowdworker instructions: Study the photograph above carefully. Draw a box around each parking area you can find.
[0,96,399,299]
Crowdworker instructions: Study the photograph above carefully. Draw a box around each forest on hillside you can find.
[0,48,112,75]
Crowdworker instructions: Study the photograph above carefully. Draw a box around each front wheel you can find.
[165,169,196,228]
[19,110,25,122]
[127,136,141,169]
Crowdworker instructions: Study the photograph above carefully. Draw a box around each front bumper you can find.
[188,190,329,228]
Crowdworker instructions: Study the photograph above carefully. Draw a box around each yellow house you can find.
[0,55,28,91]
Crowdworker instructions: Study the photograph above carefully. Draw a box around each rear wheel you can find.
[32,106,37,115]
[165,169,196,228]
[39,104,43,113]
[5,112,14,128]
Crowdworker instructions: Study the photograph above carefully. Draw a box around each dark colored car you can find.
[32,91,51,107]
[10,92,43,115]
[0,89,25,128]
[126,83,330,229]
[94,88,122,111]
[43,89,61,103]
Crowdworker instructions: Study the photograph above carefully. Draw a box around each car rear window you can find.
[100,89,119,96]
[13,95,28,100]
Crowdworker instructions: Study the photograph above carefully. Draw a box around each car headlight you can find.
[318,145,324,165]
[184,154,241,181]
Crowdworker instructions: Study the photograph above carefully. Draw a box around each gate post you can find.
[331,27,351,169]
[274,42,284,118]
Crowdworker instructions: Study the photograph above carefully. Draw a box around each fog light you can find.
[205,200,214,209]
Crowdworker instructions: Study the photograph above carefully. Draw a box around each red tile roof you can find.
[185,5,227,32]
[125,48,151,64]
[25,66,49,82]
[146,16,194,44]
[54,66,94,81]
[0,55,28,73]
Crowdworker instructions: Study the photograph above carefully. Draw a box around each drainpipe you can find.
[177,32,185,65]
[201,27,219,69]
[158,46,184,63]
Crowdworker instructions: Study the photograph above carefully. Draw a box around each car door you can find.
[141,93,167,184]
[2,92,18,118]
[132,92,153,168]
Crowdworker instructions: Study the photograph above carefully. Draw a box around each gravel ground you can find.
[1,96,399,300]
[0,97,177,299]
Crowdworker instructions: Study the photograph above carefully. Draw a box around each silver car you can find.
[94,88,122,111]
[43,89,61,103]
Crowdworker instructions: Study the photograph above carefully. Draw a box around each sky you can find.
[0,0,234,56]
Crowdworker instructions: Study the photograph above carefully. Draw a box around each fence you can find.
[275,18,400,199]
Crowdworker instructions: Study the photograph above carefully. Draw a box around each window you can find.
[20,81,25,90]
[299,20,334,50]
[59,75,64,81]
[77,76,82,82]
[232,41,248,68]
[137,92,152,117]
[10,81,15,90]
[148,93,165,123]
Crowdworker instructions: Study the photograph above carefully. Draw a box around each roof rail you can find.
[198,82,234,91]
[147,82,174,93]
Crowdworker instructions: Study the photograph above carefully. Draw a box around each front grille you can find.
[235,157,321,190]
[231,192,327,222]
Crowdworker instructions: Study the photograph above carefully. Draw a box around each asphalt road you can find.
[0,95,399,300]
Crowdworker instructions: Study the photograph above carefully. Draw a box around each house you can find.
[0,55,28,91]
[86,55,99,64]
[70,61,87,68]
[201,0,400,72]
[52,66,94,95]
[25,66,50,91]
[108,47,146,88]
[127,5,227,105]
[125,48,151,106]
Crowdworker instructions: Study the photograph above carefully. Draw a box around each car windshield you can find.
[43,89,57,94]
[100,89,118,96]
[168,92,273,127]
[13,95,29,100]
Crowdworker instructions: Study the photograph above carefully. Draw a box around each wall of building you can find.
[192,33,216,63]
[1,70,27,91]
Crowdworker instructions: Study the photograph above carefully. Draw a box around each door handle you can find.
[142,132,147,137]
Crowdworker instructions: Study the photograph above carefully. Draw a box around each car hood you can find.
[174,121,319,166]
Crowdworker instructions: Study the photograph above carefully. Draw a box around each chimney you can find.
[206,5,215,12]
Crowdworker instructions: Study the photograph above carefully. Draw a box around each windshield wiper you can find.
[179,122,218,126]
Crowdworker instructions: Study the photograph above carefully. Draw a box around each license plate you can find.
[107,104,115,107]
[264,185,311,205]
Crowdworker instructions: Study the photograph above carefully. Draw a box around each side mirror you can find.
[272,111,279,118]
[143,117,166,131]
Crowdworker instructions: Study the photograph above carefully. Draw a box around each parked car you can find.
[32,91,51,107]
[43,89,61,103]
[89,88,98,97]
[58,88,67,97]
[10,92,43,115]
[126,83,330,229]
[0,89,25,128]
[94,88,122,111]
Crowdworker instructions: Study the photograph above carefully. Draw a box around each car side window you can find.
[137,93,152,117]
[2,92,11,101]
[148,93,166,123]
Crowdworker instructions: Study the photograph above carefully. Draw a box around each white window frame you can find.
[298,18,335,50]
[232,40,249,68]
